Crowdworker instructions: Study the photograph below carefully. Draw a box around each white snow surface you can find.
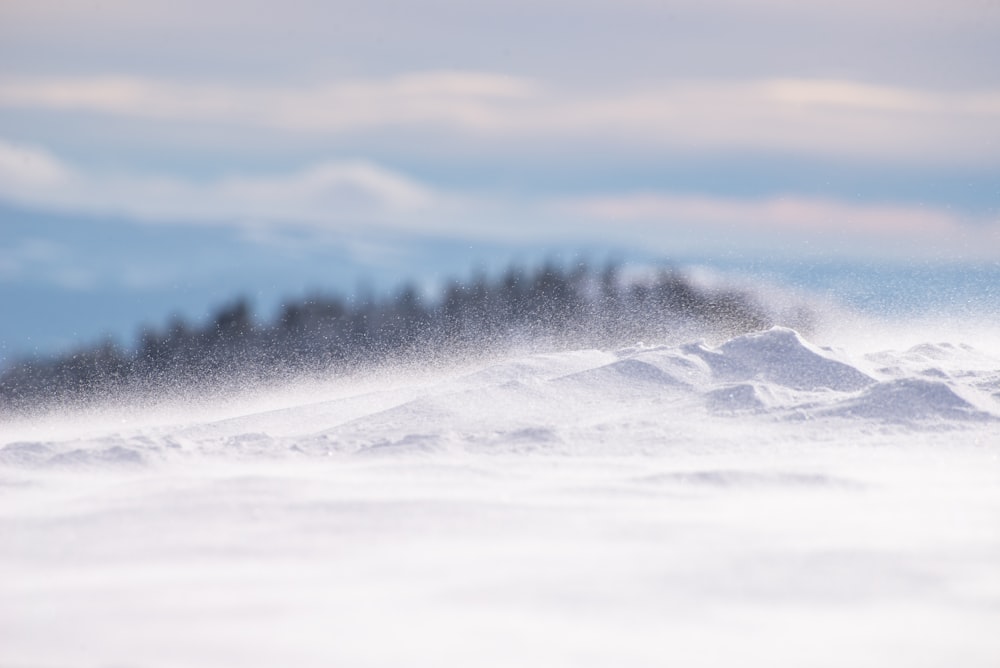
[2,326,1000,667]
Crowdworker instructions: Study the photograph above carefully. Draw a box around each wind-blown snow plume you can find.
[0,262,787,414]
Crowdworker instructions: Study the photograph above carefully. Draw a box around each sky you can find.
[1,0,999,359]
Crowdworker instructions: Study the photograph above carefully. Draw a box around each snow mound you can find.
[0,441,58,467]
[692,327,876,392]
[826,378,995,424]
[867,341,1000,381]
[1,439,151,468]
[553,357,690,395]
[705,383,768,413]
[453,350,616,388]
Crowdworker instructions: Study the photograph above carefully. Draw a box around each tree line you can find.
[0,262,781,414]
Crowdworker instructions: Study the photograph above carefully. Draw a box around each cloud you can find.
[201,162,440,225]
[2,138,997,261]
[0,72,536,132]
[556,192,1000,261]
[0,138,445,230]
[2,74,998,165]
[0,138,72,189]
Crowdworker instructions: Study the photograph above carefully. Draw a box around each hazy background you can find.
[2,0,998,362]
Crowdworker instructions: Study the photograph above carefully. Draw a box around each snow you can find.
[2,325,999,667]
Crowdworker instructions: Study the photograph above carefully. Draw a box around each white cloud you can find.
[216,163,433,215]
[2,74,998,165]
[2,138,997,261]
[0,72,536,132]
[0,138,447,231]
[0,138,72,190]
[556,192,1000,261]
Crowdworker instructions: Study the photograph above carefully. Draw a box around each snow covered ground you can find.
[2,325,999,667]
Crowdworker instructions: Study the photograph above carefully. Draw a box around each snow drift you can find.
[1,326,999,667]
[4,327,996,465]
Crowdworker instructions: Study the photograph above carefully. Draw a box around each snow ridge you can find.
[2,327,997,467]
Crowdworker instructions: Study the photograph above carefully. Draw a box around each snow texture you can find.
[1,326,999,667]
